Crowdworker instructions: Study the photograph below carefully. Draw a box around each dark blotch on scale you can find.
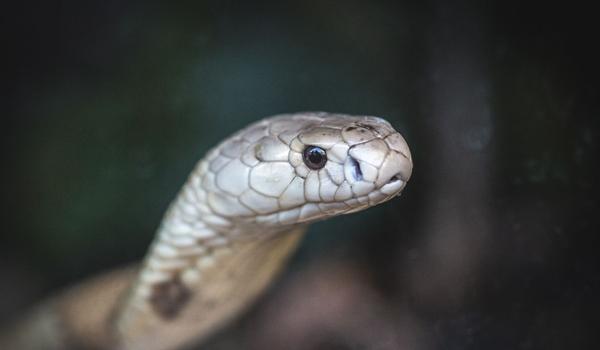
[355,123,376,131]
[150,275,191,319]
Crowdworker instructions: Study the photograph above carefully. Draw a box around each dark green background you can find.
[2,1,598,349]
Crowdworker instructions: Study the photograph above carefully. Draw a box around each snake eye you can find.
[303,146,327,170]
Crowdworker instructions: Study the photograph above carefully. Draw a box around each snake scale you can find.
[2,112,413,350]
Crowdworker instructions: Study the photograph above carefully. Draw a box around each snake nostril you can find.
[349,157,363,181]
[387,174,401,184]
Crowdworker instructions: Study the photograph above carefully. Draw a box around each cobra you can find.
[2,112,413,350]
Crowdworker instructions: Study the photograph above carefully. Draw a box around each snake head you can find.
[197,112,412,230]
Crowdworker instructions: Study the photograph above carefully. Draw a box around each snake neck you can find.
[112,163,305,350]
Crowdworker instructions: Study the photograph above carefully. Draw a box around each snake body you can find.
[2,112,412,350]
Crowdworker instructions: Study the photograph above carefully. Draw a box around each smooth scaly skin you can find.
[1,112,412,350]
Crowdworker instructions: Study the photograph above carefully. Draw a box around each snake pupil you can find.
[303,146,327,170]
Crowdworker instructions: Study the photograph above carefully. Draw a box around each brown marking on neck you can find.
[149,275,191,320]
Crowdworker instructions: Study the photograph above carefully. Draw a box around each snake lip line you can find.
[249,177,407,225]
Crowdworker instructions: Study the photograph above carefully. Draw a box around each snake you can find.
[2,112,412,350]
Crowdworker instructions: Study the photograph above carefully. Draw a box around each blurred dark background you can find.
[1,1,599,349]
